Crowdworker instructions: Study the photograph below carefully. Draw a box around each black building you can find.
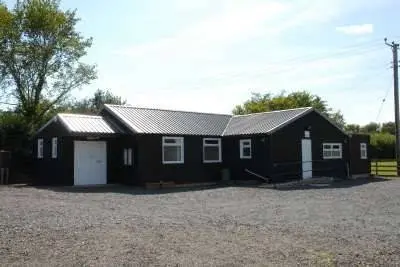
[34,105,370,186]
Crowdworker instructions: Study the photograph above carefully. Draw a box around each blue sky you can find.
[6,0,400,124]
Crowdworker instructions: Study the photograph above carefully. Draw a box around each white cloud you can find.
[336,24,374,35]
[117,1,289,62]
[97,0,389,124]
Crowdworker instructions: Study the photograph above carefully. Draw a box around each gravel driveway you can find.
[1,178,400,266]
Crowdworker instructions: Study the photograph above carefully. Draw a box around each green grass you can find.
[371,160,397,176]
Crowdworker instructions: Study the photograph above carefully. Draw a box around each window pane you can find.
[332,145,340,149]
[204,146,220,161]
[123,149,127,165]
[205,139,219,145]
[164,146,181,162]
[128,148,132,165]
[243,147,251,157]
[323,150,331,158]
[323,144,331,149]
[164,138,178,144]
[241,141,250,146]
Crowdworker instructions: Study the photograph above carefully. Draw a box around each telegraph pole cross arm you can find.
[385,38,400,176]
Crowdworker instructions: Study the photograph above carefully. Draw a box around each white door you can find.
[301,139,312,179]
[74,141,107,185]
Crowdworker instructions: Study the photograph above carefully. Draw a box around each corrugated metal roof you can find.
[104,105,232,136]
[58,113,120,134]
[223,107,312,136]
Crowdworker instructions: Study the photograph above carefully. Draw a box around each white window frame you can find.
[123,148,133,166]
[37,138,44,159]
[162,137,184,164]
[360,143,367,159]
[240,139,252,159]
[203,138,222,163]
[323,143,342,159]
[51,137,58,159]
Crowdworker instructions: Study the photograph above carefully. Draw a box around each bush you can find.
[370,133,395,159]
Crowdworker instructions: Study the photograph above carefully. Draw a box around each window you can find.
[123,148,133,166]
[162,137,184,164]
[51,137,58,159]
[37,139,44,159]
[360,143,367,159]
[323,143,342,159]
[203,138,222,163]
[240,139,252,159]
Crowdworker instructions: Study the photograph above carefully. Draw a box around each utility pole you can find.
[385,38,400,175]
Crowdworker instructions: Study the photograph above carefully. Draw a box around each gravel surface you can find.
[1,178,400,266]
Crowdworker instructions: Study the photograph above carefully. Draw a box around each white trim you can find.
[323,143,342,159]
[51,137,58,159]
[239,139,252,159]
[37,139,44,159]
[123,148,133,166]
[203,138,222,163]
[162,136,184,164]
[360,143,367,159]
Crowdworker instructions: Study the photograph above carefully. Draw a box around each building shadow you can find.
[269,176,391,191]
[11,183,226,195]
[8,176,394,194]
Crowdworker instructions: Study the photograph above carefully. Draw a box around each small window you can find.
[323,143,342,159]
[360,143,367,159]
[203,138,222,163]
[240,139,252,159]
[162,137,184,164]
[51,137,58,159]
[123,148,133,166]
[37,139,44,159]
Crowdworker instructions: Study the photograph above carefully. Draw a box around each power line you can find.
[376,86,392,122]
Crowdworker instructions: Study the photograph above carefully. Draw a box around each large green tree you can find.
[0,0,96,132]
[233,91,345,128]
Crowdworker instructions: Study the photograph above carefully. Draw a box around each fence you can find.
[370,159,398,177]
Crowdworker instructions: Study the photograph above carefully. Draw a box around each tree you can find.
[360,122,380,134]
[381,122,396,135]
[233,91,345,128]
[69,89,126,114]
[344,123,361,133]
[0,0,96,132]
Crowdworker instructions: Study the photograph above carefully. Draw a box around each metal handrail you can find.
[244,169,270,183]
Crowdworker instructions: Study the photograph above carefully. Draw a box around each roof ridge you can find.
[58,113,103,118]
[232,107,313,118]
[104,104,232,117]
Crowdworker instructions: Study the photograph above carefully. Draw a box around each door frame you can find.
[301,139,312,179]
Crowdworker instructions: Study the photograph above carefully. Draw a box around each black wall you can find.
[136,135,223,184]
[222,135,270,181]
[349,134,370,175]
[269,111,349,182]
[33,117,131,186]
[34,119,71,185]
